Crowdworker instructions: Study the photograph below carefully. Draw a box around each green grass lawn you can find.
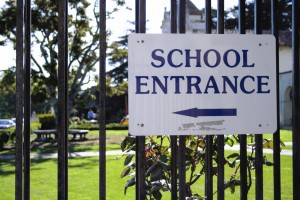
[0,129,130,156]
[0,129,294,199]
[0,153,293,199]
[0,155,135,200]
[0,129,292,156]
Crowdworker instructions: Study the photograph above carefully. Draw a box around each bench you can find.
[33,129,89,141]
[68,129,89,140]
[33,129,57,141]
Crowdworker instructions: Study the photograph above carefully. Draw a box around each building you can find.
[161,0,293,128]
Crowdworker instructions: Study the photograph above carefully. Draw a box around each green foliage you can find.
[30,121,42,131]
[37,114,56,130]
[225,0,293,30]
[106,123,128,130]
[69,122,128,130]
[0,127,15,150]
[0,67,16,118]
[0,0,127,120]
[120,135,283,199]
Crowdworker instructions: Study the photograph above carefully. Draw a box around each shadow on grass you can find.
[0,159,15,177]
[68,157,98,170]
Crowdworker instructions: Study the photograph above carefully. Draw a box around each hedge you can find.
[69,122,128,130]
[37,114,56,130]
[0,128,15,150]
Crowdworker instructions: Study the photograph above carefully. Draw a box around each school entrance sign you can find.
[128,34,277,136]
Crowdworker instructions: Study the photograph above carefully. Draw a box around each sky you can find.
[0,0,238,71]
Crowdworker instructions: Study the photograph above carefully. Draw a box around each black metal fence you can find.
[12,0,300,199]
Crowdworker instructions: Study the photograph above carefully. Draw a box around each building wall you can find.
[279,71,292,127]
[279,46,292,73]
[279,46,292,127]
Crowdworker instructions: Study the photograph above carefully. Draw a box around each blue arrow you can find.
[173,108,237,118]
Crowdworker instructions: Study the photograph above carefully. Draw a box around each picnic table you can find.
[33,129,89,141]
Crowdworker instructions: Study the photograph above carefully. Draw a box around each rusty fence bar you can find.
[16,0,24,199]
[292,1,300,200]
[57,0,69,199]
[99,0,107,200]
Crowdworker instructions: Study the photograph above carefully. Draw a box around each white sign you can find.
[128,34,277,136]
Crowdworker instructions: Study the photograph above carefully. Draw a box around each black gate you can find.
[9,0,300,199]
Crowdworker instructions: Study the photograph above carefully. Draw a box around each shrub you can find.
[69,122,128,130]
[106,123,128,130]
[0,128,16,150]
[120,135,283,199]
[30,121,41,131]
[37,114,56,130]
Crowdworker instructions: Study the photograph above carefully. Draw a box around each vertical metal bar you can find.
[178,0,186,199]
[217,0,224,34]
[170,0,177,33]
[205,0,212,34]
[135,0,139,31]
[16,0,24,199]
[217,1,224,199]
[135,1,146,199]
[57,0,68,199]
[238,1,248,199]
[170,136,178,200]
[205,1,213,199]
[170,0,178,199]
[254,1,263,199]
[292,1,300,200]
[205,136,213,200]
[178,136,186,199]
[134,2,140,198]
[24,0,31,199]
[178,0,186,33]
[99,0,106,199]
[239,135,248,199]
[138,0,146,34]
[271,0,281,200]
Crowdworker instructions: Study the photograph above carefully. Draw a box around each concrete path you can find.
[0,150,130,160]
[0,143,293,160]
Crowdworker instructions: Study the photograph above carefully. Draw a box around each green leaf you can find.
[152,190,162,200]
[121,166,131,178]
[121,136,136,152]
[124,154,134,166]
[227,153,240,159]
[230,184,235,194]
[120,138,127,151]
[146,163,157,175]
[265,160,274,166]
[225,137,235,147]
[124,177,135,194]
[227,161,235,168]
[149,185,163,194]
[150,166,162,181]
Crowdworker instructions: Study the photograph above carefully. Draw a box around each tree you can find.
[0,67,16,118]
[106,34,130,84]
[0,0,126,118]
[74,77,128,122]
[225,0,293,30]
